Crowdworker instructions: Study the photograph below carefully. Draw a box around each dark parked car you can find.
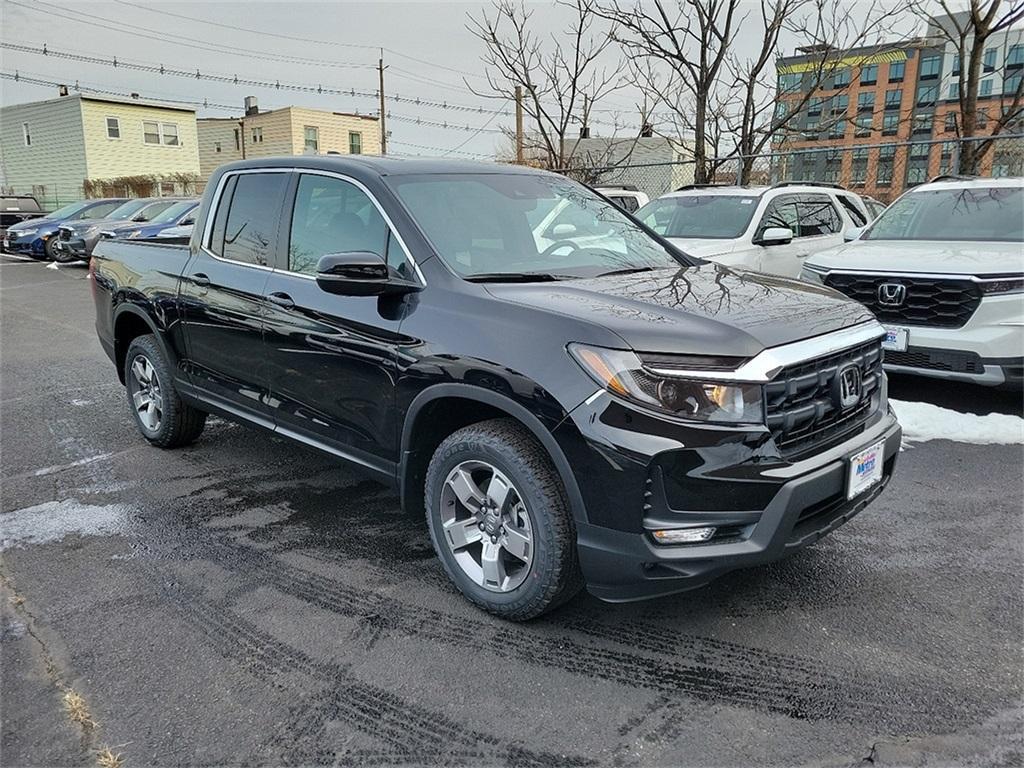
[53,198,180,262]
[4,198,127,259]
[92,157,901,619]
[99,199,199,241]
[0,195,46,244]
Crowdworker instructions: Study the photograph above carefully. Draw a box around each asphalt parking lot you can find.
[2,253,1022,767]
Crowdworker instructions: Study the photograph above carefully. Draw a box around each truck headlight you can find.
[799,263,829,284]
[568,344,763,424]
[979,276,1024,295]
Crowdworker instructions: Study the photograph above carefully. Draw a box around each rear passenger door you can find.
[179,170,289,425]
[795,193,845,259]
[753,194,804,276]
[260,171,418,476]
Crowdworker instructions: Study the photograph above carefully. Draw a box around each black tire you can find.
[123,334,206,448]
[51,243,80,263]
[36,239,58,261]
[425,418,583,620]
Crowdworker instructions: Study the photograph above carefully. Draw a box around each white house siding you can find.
[0,96,88,204]
[197,118,243,180]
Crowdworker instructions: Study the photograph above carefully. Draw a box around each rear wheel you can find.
[425,418,583,620]
[124,334,206,448]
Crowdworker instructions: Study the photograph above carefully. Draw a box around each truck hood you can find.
[484,263,873,358]
[665,237,743,259]
[807,239,1024,276]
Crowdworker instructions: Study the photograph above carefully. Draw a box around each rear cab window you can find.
[207,172,289,267]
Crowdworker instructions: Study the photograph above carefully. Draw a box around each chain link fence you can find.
[1,179,206,212]
[559,133,1024,204]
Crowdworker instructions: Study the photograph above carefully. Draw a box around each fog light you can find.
[651,527,716,544]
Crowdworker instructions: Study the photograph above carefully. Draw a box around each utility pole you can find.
[514,85,524,164]
[378,50,388,156]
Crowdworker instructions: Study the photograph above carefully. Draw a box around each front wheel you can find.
[425,418,583,620]
[124,334,206,448]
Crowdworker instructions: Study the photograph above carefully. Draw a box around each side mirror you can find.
[756,227,794,246]
[132,214,149,222]
[549,223,578,238]
[179,218,195,227]
[315,251,419,297]
[843,226,864,242]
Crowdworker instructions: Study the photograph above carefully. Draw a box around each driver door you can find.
[753,194,804,276]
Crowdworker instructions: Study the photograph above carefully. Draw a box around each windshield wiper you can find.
[464,272,567,283]
[594,266,657,278]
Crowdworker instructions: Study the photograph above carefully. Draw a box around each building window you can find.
[882,113,899,135]
[851,148,869,185]
[234,128,241,151]
[857,92,875,112]
[808,97,823,116]
[832,68,851,88]
[348,131,362,155]
[888,60,905,82]
[944,112,958,133]
[251,126,263,143]
[854,115,873,137]
[980,79,993,97]
[143,121,161,145]
[951,54,961,76]
[919,55,940,79]
[22,122,30,146]
[913,113,933,135]
[303,126,319,153]
[778,72,803,92]
[978,109,989,129]
[1005,73,1023,96]
[106,117,120,139]
[860,64,878,85]
[831,94,849,115]
[804,117,819,137]
[215,141,222,153]
[162,123,179,146]
[884,89,901,110]
[916,84,938,106]
[949,82,960,100]
[1008,45,1024,69]
[828,119,846,139]
[983,47,996,73]
[877,146,895,186]
[939,142,956,173]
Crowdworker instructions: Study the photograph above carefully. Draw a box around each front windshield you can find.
[106,199,153,220]
[47,201,91,219]
[865,186,1023,242]
[388,173,683,279]
[150,201,196,224]
[637,195,758,239]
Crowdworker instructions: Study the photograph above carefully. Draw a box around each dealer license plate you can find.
[847,440,885,499]
[881,326,909,352]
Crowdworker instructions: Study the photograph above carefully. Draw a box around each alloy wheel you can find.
[129,354,163,432]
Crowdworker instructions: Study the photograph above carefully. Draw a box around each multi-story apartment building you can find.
[774,16,1024,201]
[196,98,381,181]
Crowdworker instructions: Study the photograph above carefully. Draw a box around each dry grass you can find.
[95,747,124,768]
[62,690,95,728]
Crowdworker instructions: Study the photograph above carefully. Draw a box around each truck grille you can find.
[885,346,983,374]
[765,338,883,458]
[823,273,982,329]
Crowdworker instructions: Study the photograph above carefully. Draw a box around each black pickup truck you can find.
[92,156,901,620]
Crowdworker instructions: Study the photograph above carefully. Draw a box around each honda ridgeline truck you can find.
[92,157,901,620]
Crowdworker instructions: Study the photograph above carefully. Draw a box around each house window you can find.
[944,112,958,132]
[980,79,993,97]
[882,113,899,135]
[215,141,222,153]
[234,128,241,151]
[303,126,319,153]
[162,123,179,146]
[888,60,905,82]
[860,64,878,85]
[916,84,938,106]
[857,92,875,112]
[919,55,941,79]
[912,114,933,135]
[106,117,120,139]
[949,82,960,100]
[832,68,851,88]
[885,89,901,109]
[348,131,362,155]
[983,47,996,73]
[251,127,263,143]
[143,121,161,145]
[22,122,30,146]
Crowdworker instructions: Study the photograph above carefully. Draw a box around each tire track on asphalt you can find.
[146,576,594,766]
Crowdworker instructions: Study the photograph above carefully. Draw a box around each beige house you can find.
[0,92,200,206]
[197,99,381,181]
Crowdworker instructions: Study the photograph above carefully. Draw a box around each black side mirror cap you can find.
[315,251,421,297]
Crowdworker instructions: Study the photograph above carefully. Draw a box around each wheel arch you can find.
[112,305,178,384]
[399,384,587,525]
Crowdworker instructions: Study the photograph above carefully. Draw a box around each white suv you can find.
[801,177,1023,388]
[635,182,874,277]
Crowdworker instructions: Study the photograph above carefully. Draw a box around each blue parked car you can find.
[99,199,199,241]
[3,198,127,260]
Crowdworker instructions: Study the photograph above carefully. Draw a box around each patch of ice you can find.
[891,399,1024,445]
[46,262,58,270]
[0,500,130,551]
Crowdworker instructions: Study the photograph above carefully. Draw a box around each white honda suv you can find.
[635,182,874,278]
[800,177,1023,388]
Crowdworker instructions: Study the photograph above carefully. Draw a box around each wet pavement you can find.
[2,254,1022,767]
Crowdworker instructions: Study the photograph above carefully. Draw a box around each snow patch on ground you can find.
[0,500,130,551]
[891,399,1024,445]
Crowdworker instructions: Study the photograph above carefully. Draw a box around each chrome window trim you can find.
[200,167,291,273]
[645,321,885,383]
[806,268,1024,283]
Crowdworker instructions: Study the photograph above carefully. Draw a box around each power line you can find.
[0,71,240,111]
[389,141,492,159]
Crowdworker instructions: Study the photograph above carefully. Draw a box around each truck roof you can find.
[217,155,548,179]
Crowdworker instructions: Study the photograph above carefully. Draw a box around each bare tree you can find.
[468,0,625,169]
[913,0,1024,174]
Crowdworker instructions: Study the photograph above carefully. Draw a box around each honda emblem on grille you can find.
[877,282,907,307]
[834,364,863,410]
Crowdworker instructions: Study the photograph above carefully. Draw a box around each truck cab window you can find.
[216,173,288,266]
[288,174,404,276]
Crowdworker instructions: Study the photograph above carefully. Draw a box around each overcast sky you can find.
[1,1,930,158]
